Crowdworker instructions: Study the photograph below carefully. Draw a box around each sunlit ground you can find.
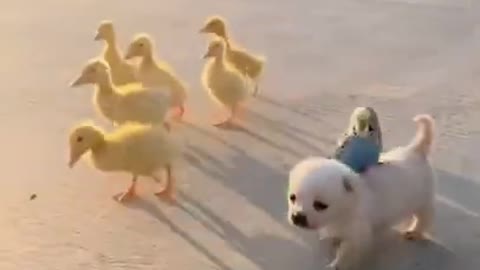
[0,0,479,269]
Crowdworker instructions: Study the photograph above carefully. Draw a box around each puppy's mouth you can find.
[290,212,315,229]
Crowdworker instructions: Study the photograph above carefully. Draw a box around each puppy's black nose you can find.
[291,212,308,228]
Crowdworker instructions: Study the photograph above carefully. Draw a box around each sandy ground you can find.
[1,0,480,269]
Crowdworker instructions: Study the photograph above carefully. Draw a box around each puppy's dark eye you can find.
[313,200,328,211]
[76,136,83,142]
[289,194,296,203]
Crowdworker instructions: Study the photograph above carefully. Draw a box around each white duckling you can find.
[201,39,252,126]
[200,16,265,96]
[68,121,180,202]
[94,20,137,86]
[124,33,188,120]
[70,59,171,129]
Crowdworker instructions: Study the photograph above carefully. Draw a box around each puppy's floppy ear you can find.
[342,176,354,193]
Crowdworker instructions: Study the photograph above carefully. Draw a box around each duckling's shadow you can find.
[243,108,332,156]
[184,143,290,221]
[256,95,326,123]
[177,192,326,270]
[118,197,234,270]
[182,121,245,154]
[213,120,306,158]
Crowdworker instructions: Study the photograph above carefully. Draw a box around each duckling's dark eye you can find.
[313,200,328,211]
[289,194,296,203]
[138,43,144,47]
[76,136,83,142]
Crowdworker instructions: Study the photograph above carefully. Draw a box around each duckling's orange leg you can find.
[154,165,176,204]
[117,175,137,202]
[171,105,185,122]
[164,122,171,132]
[177,105,185,119]
[226,106,236,124]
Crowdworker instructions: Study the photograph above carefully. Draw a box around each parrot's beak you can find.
[358,119,368,132]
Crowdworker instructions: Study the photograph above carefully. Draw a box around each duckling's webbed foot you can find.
[116,176,138,202]
[164,122,172,132]
[253,84,259,97]
[154,165,176,204]
[212,115,232,127]
[154,190,176,204]
[171,106,185,122]
[211,108,231,127]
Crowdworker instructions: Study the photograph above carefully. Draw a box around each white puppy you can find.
[287,114,435,270]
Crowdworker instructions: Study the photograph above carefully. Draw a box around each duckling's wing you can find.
[224,71,251,102]
[118,82,145,94]
[228,48,265,78]
[156,61,177,76]
[120,88,171,123]
[145,65,175,87]
[123,127,179,172]
[120,61,138,83]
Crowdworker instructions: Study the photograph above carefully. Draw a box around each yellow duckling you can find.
[201,39,251,126]
[200,15,265,96]
[124,33,188,120]
[70,59,171,130]
[94,20,137,86]
[68,121,180,202]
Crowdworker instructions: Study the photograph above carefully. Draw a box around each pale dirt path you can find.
[0,0,479,269]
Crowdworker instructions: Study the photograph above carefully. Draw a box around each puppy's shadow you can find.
[364,230,456,270]
[119,197,234,270]
[435,169,480,216]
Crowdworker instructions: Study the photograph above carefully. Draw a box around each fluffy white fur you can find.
[287,114,436,269]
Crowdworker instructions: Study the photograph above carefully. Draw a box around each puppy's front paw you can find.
[404,230,426,241]
[326,261,339,270]
[331,237,342,249]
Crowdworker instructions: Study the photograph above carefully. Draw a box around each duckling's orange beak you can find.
[94,31,102,41]
[68,153,81,168]
[124,49,135,60]
[70,74,88,87]
[202,50,213,59]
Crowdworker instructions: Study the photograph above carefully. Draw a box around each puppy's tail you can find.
[408,114,435,157]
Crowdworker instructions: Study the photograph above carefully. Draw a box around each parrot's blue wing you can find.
[336,137,380,173]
